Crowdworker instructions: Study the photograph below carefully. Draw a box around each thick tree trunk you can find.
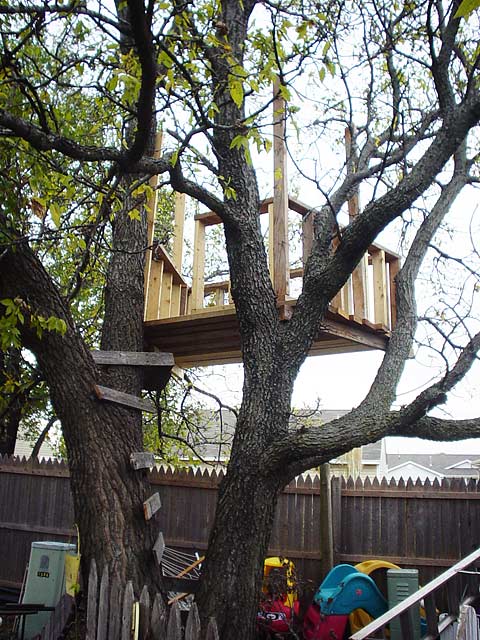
[196,370,293,639]
[0,348,24,455]
[198,463,282,640]
[0,231,162,591]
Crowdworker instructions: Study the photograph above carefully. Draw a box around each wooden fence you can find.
[83,559,219,640]
[335,475,480,586]
[1,456,480,594]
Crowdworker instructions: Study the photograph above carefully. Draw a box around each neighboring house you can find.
[384,452,480,481]
[170,407,480,482]
[14,437,56,460]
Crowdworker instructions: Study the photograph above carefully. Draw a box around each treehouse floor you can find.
[144,304,389,368]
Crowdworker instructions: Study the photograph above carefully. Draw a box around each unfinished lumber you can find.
[92,350,174,367]
[130,452,155,470]
[93,385,156,413]
[143,493,162,520]
[153,531,165,564]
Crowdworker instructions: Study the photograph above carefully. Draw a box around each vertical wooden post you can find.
[372,248,388,327]
[345,127,368,321]
[389,256,400,329]
[191,219,206,311]
[144,132,163,316]
[272,80,290,309]
[159,272,173,319]
[172,192,185,272]
[144,259,164,321]
[319,463,334,578]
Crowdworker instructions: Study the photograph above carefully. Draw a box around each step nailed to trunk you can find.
[91,350,174,392]
[93,384,156,413]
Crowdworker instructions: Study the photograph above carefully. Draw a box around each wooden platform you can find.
[144,303,389,367]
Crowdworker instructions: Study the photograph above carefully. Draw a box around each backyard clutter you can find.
[1,457,480,638]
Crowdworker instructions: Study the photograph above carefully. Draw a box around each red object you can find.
[257,598,294,634]
[303,603,349,640]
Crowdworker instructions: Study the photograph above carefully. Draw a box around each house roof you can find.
[387,460,444,478]
[385,452,480,478]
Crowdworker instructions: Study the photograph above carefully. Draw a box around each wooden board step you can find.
[91,350,174,392]
[93,385,156,413]
[130,452,155,470]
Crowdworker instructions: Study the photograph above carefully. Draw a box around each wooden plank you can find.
[159,272,173,319]
[319,464,333,577]
[145,259,164,321]
[166,601,182,640]
[191,220,206,311]
[389,256,400,327]
[153,531,165,564]
[130,452,156,470]
[92,350,174,368]
[86,559,98,640]
[170,284,182,317]
[150,594,167,640]
[352,254,368,320]
[338,553,465,567]
[271,80,290,302]
[144,132,163,300]
[139,586,150,640]
[143,493,162,520]
[97,565,109,640]
[341,489,479,500]
[172,192,185,271]
[205,618,220,640]
[120,581,134,640]
[94,385,156,413]
[152,244,187,285]
[108,576,122,640]
[185,602,201,640]
[372,248,388,326]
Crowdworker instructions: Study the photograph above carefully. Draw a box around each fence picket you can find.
[166,601,182,640]
[139,585,151,640]
[205,617,220,640]
[109,575,122,640]
[121,581,134,640]
[97,564,109,640]
[86,559,99,640]
[150,593,168,640]
[185,602,201,640]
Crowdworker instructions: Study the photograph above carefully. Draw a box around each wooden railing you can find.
[144,195,400,332]
[349,546,480,640]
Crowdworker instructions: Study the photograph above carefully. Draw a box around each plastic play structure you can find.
[257,557,299,636]
[304,564,389,640]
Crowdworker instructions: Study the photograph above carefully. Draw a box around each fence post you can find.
[319,463,334,578]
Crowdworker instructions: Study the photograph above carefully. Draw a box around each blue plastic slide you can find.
[314,564,388,619]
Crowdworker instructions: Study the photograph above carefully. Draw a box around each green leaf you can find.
[455,0,480,18]
[228,75,244,108]
[50,202,61,228]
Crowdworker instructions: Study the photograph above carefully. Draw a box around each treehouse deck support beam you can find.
[191,219,206,312]
[271,81,290,317]
[345,127,368,321]
[144,132,163,314]
[173,193,185,272]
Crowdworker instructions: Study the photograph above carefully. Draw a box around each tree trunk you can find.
[0,348,26,456]
[198,462,282,640]
[0,232,162,591]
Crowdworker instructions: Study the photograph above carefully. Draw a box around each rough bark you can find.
[0,348,24,455]
[0,221,161,592]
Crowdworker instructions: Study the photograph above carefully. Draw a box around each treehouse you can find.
[143,193,399,367]
[143,93,400,368]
